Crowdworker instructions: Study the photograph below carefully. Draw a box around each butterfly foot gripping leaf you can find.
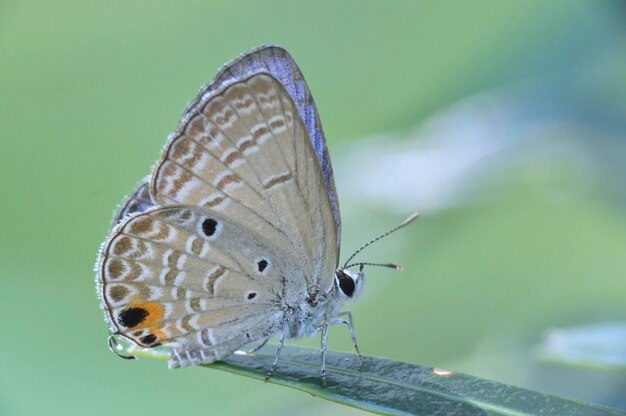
[96,45,418,384]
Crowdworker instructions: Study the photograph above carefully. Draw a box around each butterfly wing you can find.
[98,71,338,368]
[112,46,340,252]
[184,45,341,255]
[98,206,296,368]
[150,72,337,294]
[110,179,154,229]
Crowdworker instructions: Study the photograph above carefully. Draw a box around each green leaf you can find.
[537,322,626,372]
[127,345,623,415]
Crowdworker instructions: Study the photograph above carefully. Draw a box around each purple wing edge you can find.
[110,177,154,231]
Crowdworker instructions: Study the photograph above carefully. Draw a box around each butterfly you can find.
[96,45,418,385]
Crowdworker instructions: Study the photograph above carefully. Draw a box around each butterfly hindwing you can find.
[98,205,301,367]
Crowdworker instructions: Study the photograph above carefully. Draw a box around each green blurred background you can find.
[2,1,626,414]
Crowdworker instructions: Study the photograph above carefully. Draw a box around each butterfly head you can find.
[334,267,364,300]
[335,212,421,301]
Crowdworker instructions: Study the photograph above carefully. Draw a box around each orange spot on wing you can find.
[129,302,164,328]
[151,328,166,341]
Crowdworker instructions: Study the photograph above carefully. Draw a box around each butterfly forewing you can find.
[150,73,337,293]
[184,46,341,254]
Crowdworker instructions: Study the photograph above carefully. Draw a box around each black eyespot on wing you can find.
[202,218,218,237]
[257,259,268,273]
[337,272,355,298]
[117,307,148,328]
[247,292,257,300]
[140,334,158,345]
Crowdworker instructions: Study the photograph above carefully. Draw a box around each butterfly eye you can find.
[199,217,222,240]
[336,272,356,298]
[246,291,258,301]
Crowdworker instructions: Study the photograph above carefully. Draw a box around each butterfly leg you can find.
[334,311,363,365]
[239,337,270,355]
[320,322,330,386]
[264,323,288,382]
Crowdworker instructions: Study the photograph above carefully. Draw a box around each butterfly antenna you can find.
[342,212,420,269]
[344,261,404,271]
